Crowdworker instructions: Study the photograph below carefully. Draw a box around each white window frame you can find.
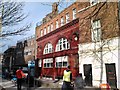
[40,30,43,36]
[66,13,70,23]
[56,38,70,52]
[91,20,101,42]
[51,23,53,31]
[61,16,64,26]
[73,8,76,20]
[90,0,99,6]
[56,20,59,29]
[47,25,50,33]
[43,58,53,68]
[44,27,47,35]
[43,43,53,54]
[55,56,68,68]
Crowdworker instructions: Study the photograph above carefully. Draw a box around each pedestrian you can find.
[16,67,26,90]
[62,65,73,90]
[74,73,86,90]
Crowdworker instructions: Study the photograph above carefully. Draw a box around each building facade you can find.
[36,2,83,79]
[16,35,35,66]
[2,46,16,76]
[78,2,120,89]
[24,36,35,64]
[36,1,120,89]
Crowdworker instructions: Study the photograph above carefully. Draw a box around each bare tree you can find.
[0,0,31,37]
[78,1,119,87]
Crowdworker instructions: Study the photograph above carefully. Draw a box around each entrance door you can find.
[105,63,117,88]
[83,64,92,86]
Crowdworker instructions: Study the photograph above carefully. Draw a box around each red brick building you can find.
[35,2,84,79]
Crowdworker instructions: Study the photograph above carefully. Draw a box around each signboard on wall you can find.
[28,60,35,67]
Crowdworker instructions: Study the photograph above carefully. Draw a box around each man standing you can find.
[16,67,25,90]
[62,65,73,90]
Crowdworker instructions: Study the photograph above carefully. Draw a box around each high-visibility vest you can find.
[16,69,25,79]
[63,70,71,82]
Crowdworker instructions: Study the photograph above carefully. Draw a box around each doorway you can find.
[83,64,92,86]
[105,63,117,88]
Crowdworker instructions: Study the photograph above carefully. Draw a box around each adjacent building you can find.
[2,46,16,75]
[24,35,35,64]
[78,2,120,88]
[16,35,35,67]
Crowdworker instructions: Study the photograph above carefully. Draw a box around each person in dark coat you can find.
[74,73,86,90]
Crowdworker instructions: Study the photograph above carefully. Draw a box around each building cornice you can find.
[36,18,79,41]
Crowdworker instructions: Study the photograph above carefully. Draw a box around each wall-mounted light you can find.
[74,36,78,41]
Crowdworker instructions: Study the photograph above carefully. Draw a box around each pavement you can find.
[0,77,62,90]
[0,77,111,90]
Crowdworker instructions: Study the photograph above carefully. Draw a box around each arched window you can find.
[43,43,53,54]
[56,38,70,51]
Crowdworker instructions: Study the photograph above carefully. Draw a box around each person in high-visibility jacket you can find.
[16,67,26,90]
[62,65,73,90]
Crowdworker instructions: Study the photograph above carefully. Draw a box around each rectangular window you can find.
[51,23,53,31]
[73,8,76,20]
[56,20,59,29]
[66,13,69,23]
[90,0,99,5]
[61,16,64,26]
[55,56,68,68]
[40,30,43,36]
[91,20,101,42]
[43,58,53,68]
[47,25,50,33]
[44,27,46,35]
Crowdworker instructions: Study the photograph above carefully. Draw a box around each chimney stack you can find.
[52,2,58,13]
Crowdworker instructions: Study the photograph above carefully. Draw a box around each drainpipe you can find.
[9,55,12,72]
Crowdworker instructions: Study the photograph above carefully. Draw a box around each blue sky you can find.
[0,1,74,53]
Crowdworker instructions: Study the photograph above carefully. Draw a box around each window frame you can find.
[91,19,101,42]
[44,27,47,35]
[72,8,76,20]
[40,30,43,37]
[56,38,70,52]
[43,43,53,54]
[56,20,59,29]
[43,58,53,68]
[47,25,50,33]
[61,16,64,26]
[51,23,53,31]
[66,13,70,23]
[55,56,68,68]
[90,0,99,6]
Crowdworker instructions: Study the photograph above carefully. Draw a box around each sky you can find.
[0,1,74,53]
